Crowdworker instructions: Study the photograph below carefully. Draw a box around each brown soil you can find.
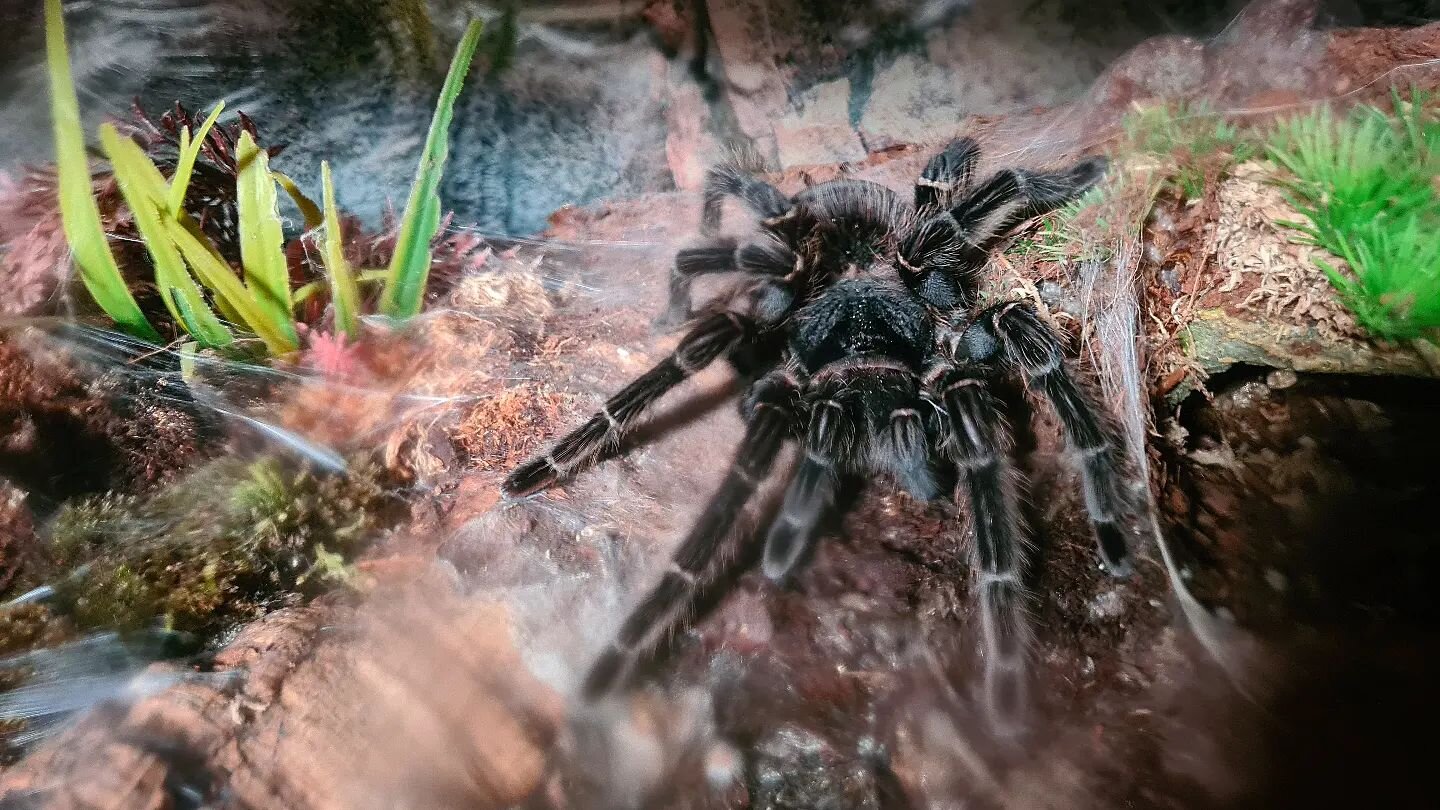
[0,332,205,513]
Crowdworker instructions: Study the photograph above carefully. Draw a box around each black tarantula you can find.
[503,138,1133,727]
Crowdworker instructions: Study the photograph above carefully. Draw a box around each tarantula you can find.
[503,138,1133,724]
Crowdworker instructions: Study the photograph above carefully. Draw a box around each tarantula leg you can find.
[503,311,754,497]
[584,372,800,698]
[987,302,1133,575]
[664,240,737,327]
[915,136,980,210]
[762,394,846,581]
[898,156,1110,310]
[1027,157,1108,212]
[663,237,798,327]
[701,163,791,236]
[947,158,1102,246]
[883,404,939,501]
[935,368,1033,731]
[958,157,1109,239]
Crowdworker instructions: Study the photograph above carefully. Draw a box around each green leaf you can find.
[167,102,226,216]
[163,215,299,356]
[235,131,298,347]
[294,269,387,309]
[44,0,158,342]
[98,123,232,349]
[320,162,361,338]
[272,170,324,230]
[380,18,483,320]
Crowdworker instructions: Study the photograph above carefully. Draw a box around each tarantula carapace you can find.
[503,138,1133,724]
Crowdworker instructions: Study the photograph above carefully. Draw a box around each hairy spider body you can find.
[503,138,1132,730]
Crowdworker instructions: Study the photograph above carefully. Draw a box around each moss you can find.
[43,455,398,641]
[0,603,75,696]
[45,493,138,570]
[1122,101,1260,201]
[0,604,73,660]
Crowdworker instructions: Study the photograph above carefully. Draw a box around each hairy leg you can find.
[763,360,937,579]
[504,311,754,496]
[701,163,791,236]
[584,371,800,697]
[898,156,1108,309]
[915,136,980,210]
[987,301,1133,574]
[762,394,844,581]
[933,367,1033,732]
[663,237,798,327]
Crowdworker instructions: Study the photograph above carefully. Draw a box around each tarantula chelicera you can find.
[503,138,1133,723]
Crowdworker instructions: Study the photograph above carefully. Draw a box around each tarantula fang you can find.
[503,138,1133,727]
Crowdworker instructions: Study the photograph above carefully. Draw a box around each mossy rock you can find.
[42,456,399,641]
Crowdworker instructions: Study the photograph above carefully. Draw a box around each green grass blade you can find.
[44,0,158,342]
[163,215,298,356]
[168,102,225,215]
[235,130,298,347]
[99,123,232,348]
[1268,95,1440,340]
[380,18,483,320]
[320,162,361,338]
[272,170,324,230]
[294,269,388,309]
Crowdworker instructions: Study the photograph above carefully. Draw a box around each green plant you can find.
[101,123,233,349]
[380,19,484,319]
[44,0,158,342]
[45,457,395,637]
[46,0,483,354]
[1267,89,1440,340]
[321,162,362,338]
[1123,101,1258,200]
[1013,185,1112,264]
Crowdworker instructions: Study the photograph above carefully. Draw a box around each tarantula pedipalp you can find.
[503,138,1133,727]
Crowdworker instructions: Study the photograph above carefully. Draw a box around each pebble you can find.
[1088,589,1126,620]
[1264,568,1288,592]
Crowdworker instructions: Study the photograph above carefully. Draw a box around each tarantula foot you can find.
[1069,155,1110,189]
[1096,522,1135,578]
[582,647,626,700]
[502,456,560,497]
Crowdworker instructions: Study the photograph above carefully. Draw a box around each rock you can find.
[642,0,695,52]
[0,593,564,810]
[856,54,962,151]
[859,2,1157,150]
[664,62,722,191]
[751,725,880,810]
[1178,308,1440,399]
[1202,0,1325,103]
[706,0,812,161]
[775,79,867,168]
[1082,34,1207,122]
